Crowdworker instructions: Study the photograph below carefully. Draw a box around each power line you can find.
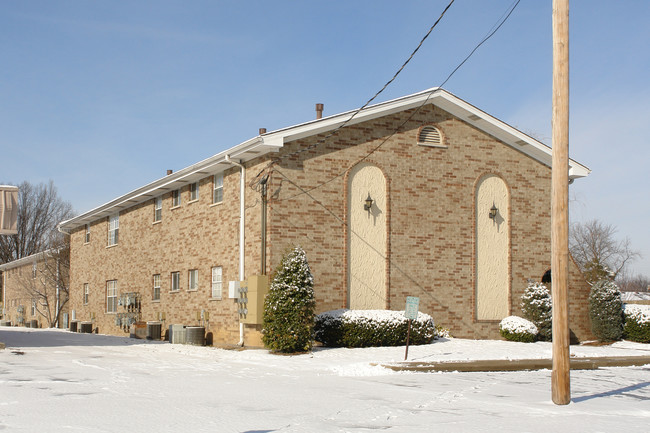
[270,0,522,203]
[259,0,457,172]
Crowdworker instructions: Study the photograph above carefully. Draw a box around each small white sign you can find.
[405,296,419,320]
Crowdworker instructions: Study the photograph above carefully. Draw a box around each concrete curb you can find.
[374,356,650,372]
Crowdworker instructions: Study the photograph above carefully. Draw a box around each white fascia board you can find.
[58,137,278,233]
[0,249,53,271]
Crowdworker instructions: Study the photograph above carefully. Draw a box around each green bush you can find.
[623,305,650,343]
[520,281,552,341]
[262,247,316,353]
[499,316,538,343]
[589,280,624,341]
[314,309,436,348]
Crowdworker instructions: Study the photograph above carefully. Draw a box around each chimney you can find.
[166,169,173,175]
[315,103,324,119]
[259,128,267,135]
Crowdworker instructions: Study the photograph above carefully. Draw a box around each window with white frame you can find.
[106,280,117,313]
[83,283,89,305]
[188,269,198,291]
[85,224,90,243]
[154,197,162,222]
[211,266,222,299]
[172,190,181,207]
[171,272,180,292]
[153,274,161,300]
[190,182,199,201]
[108,214,119,246]
[31,300,36,316]
[213,174,223,204]
[32,262,37,278]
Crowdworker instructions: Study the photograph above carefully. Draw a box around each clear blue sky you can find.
[2,1,649,277]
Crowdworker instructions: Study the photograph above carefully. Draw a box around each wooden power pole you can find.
[551,0,571,405]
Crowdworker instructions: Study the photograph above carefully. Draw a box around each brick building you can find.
[58,88,593,345]
[1,249,69,328]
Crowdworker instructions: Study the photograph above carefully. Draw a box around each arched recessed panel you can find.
[348,164,387,309]
[475,174,510,320]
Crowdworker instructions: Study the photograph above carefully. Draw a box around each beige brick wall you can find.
[265,105,593,341]
[68,102,594,344]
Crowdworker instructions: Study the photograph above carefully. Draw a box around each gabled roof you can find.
[58,88,590,233]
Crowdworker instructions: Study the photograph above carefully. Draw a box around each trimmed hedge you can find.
[314,309,436,348]
[623,305,650,343]
[499,316,538,343]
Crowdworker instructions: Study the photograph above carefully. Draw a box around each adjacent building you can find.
[58,88,594,345]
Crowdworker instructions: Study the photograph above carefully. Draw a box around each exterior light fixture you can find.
[364,193,373,212]
[489,203,498,220]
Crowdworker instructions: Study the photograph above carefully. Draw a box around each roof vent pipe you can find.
[166,169,173,175]
[259,128,267,135]
[315,103,324,119]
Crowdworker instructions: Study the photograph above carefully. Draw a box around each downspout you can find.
[224,155,246,346]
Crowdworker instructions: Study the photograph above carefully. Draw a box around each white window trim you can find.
[83,283,89,305]
[85,224,90,243]
[212,174,223,204]
[188,269,199,291]
[171,190,181,208]
[171,272,180,292]
[189,182,199,202]
[108,214,119,246]
[153,274,161,301]
[211,266,222,300]
[106,280,117,313]
[154,197,162,222]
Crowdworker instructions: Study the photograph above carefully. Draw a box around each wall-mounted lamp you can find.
[364,193,373,212]
[489,203,498,220]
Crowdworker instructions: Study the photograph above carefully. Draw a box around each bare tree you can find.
[569,219,641,283]
[0,180,74,264]
[616,272,650,292]
[11,239,70,327]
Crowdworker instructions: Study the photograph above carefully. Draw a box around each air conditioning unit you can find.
[169,324,186,344]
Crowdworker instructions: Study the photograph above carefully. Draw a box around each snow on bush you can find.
[589,279,624,341]
[623,304,650,343]
[262,247,316,353]
[520,281,552,341]
[314,309,436,348]
[499,316,538,343]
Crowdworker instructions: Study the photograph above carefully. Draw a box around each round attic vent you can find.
[418,125,443,147]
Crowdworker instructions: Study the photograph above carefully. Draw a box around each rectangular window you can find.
[171,272,180,292]
[190,182,199,201]
[172,190,181,207]
[31,300,36,316]
[106,280,117,313]
[153,274,161,300]
[108,214,119,246]
[211,266,222,299]
[32,262,37,278]
[85,224,90,243]
[154,197,162,222]
[83,283,89,305]
[188,269,198,291]
[213,174,223,204]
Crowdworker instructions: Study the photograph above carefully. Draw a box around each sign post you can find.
[404,296,420,361]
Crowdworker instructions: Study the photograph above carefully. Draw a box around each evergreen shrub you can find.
[589,280,624,341]
[520,281,553,341]
[499,316,538,343]
[623,305,650,343]
[314,309,436,348]
[262,247,316,353]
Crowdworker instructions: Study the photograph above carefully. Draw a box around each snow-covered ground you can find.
[2,328,649,432]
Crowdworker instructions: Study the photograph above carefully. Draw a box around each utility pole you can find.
[551,0,571,405]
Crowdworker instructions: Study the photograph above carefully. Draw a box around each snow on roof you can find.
[58,88,590,233]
